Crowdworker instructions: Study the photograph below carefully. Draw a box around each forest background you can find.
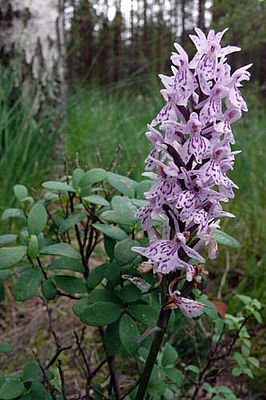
[0,0,265,398]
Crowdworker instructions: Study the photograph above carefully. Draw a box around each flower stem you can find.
[135,278,171,400]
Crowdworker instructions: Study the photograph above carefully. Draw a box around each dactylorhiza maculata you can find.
[132,28,251,318]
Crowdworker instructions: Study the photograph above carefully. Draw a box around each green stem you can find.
[135,278,171,400]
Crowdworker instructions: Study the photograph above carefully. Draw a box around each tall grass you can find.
[66,83,266,302]
[65,80,162,177]
[0,69,59,208]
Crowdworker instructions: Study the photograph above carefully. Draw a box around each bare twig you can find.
[191,317,249,399]
[46,345,72,368]
[33,351,57,400]
[99,327,121,400]
[121,379,140,400]
[45,302,68,399]
[36,256,48,279]
[56,290,81,300]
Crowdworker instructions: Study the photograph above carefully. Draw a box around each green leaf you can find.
[232,367,241,377]
[213,230,240,249]
[0,246,27,269]
[164,368,184,385]
[79,169,107,195]
[86,264,107,290]
[164,388,174,400]
[27,235,39,258]
[0,342,13,353]
[242,366,254,378]
[50,257,84,273]
[233,352,246,368]
[40,243,81,259]
[104,236,116,260]
[104,321,122,356]
[248,356,260,368]
[88,288,120,303]
[82,195,109,207]
[131,199,149,208]
[119,314,139,355]
[187,365,200,374]
[236,294,251,304]
[101,196,137,226]
[161,343,178,367]
[0,374,4,388]
[0,235,17,245]
[73,289,121,317]
[13,268,42,301]
[249,309,261,323]
[0,380,25,399]
[21,382,47,400]
[79,301,122,326]
[93,224,127,241]
[107,172,137,197]
[72,168,85,189]
[13,185,28,201]
[27,204,47,235]
[114,239,141,268]
[1,208,25,221]
[22,362,42,382]
[135,180,153,198]
[76,289,121,314]
[54,275,86,294]
[83,168,107,185]
[127,304,157,326]
[104,263,122,287]
[199,294,219,319]
[42,279,57,300]
[202,383,215,393]
[117,285,142,303]
[42,181,75,192]
[58,212,85,234]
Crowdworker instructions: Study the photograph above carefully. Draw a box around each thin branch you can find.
[45,302,68,399]
[191,317,249,399]
[33,351,57,400]
[74,330,91,377]
[99,327,121,400]
[56,290,81,300]
[46,345,72,368]
[58,359,67,400]
[36,256,48,279]
[121,379,140,400]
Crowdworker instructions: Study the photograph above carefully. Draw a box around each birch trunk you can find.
[0,0,65,111]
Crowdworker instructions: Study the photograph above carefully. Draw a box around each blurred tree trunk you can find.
[181,0,186,45]
[0,0,65,113]
[198,0,206,31]
[113,1,123,82]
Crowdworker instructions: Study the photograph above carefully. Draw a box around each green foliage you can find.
[92,223,127,241]
[0,163,263,399]
[203,383,240,400]
[0,246,27,269]
[119,314,140,356]
[40,243,81,260]
[27,204,48,235]
[13,268,42,301]
[0,69,58,207]
[213,230,240,249]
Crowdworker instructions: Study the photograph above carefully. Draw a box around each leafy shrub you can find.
[0,166,262,400]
